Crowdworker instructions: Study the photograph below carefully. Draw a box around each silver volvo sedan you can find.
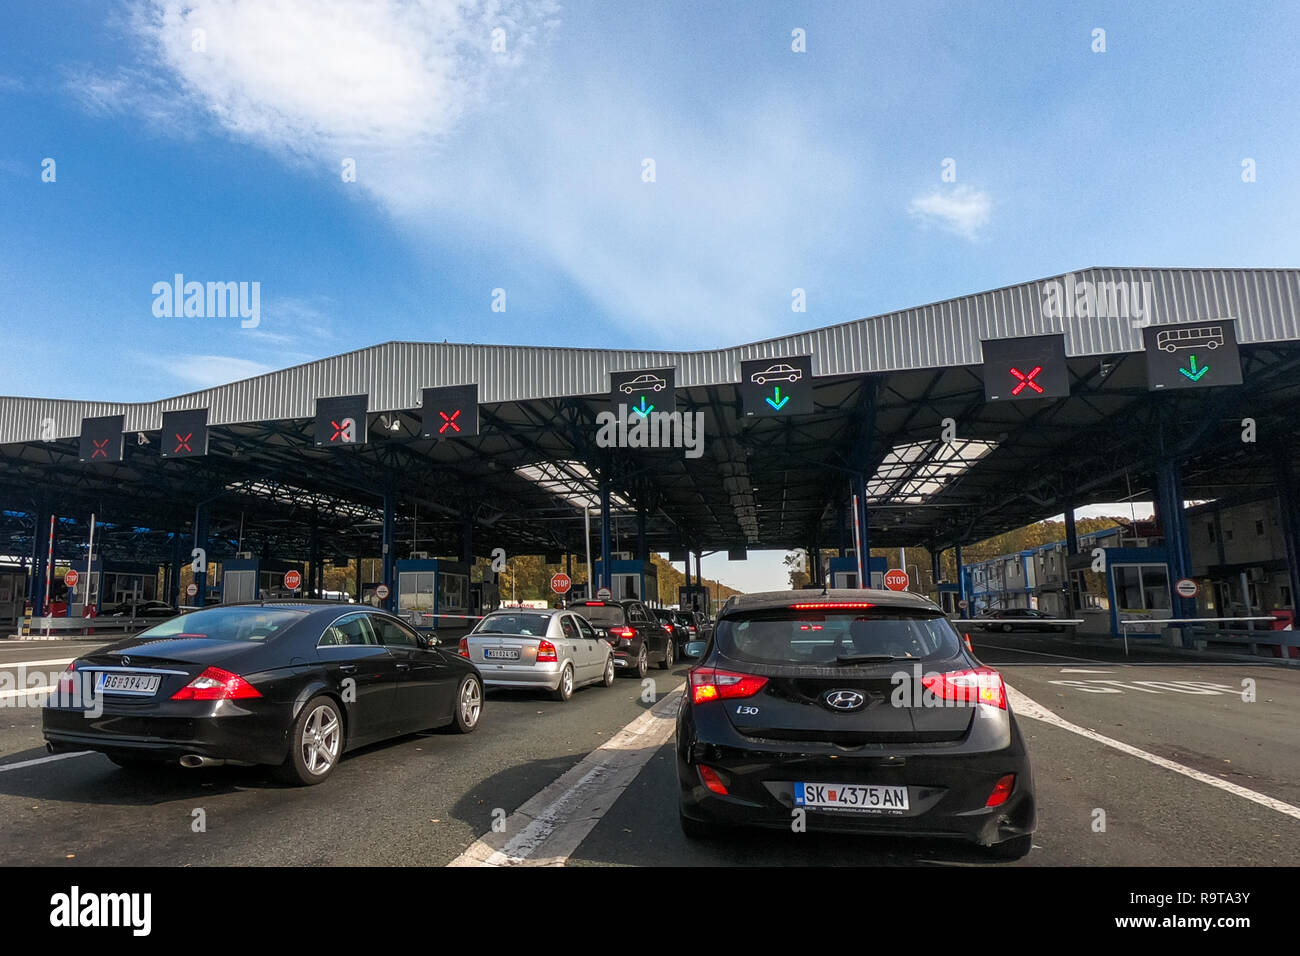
[457,607,615,701]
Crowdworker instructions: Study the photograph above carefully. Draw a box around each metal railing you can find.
[1117,616,1285,656]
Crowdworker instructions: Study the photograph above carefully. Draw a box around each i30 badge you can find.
[824,689,866,711]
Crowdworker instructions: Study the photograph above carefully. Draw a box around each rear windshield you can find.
[572,604,627,627]
[473,612,552,636]
[716,608,963,665]
[135,606,306,642]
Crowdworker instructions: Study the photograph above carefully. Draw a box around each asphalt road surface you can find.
[1,631,1296,867]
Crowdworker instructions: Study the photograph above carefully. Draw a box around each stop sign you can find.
[1175,578,1198,599]
[186,583,198,597]
[284,570,301,591]
[375,584,390,600]
[550,572,572,595]
[884,568,909,591]
[64,569,79,588]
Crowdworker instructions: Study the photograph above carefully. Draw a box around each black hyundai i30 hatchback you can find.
[676,589,1036,858]
[43,602,484,785]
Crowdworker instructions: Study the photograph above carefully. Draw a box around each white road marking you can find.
[1008,685,1300,821]
[0,684,54,701]
[0,658,74,670]
[450,686,684,867]
[0,751,93,773]
[1058,668,1112,674]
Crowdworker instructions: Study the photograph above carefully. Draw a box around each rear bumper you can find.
[677,707,1036,847]
[42,700,291,765]
[479,661,563,690]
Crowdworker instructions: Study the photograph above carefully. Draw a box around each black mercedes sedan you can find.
[676,589,1036,859]
[43,602,484,785]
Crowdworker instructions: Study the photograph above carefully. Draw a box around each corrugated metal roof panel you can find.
[2,267,1297,443]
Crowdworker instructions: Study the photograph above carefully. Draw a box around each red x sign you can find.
[439,410,462,434]
[1009,365,1044,395]
[91,439,109,459]
[174,432,192,453]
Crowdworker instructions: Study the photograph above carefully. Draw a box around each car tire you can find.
[679,811,718,840]
[987,834,1033,860]
[625,645,648,679]
[452,675,483,733]
[602,655,615,687]
[659,639,674,670]
[552,664,575,702]
[275,695,344,786]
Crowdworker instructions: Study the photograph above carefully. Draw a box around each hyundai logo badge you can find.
[824,689,866,711]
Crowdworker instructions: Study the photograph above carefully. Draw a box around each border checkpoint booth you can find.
[826,554,888,590]
[592,557,658,605]
[394,556,474,633]
[65,558,163,616]
[221,556,304,603]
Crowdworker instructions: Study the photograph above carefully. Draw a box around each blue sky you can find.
[1,1,1295,590]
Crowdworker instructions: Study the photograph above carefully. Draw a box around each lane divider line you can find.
[0,658,74,670]
[1007,684,1300,822]
[0,684,54,701]
[449,685,684,867]
[0,751,93,773]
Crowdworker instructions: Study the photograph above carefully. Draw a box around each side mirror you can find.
[682,640,707,659]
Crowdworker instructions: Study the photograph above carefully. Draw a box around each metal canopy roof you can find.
[2,267,1299,567]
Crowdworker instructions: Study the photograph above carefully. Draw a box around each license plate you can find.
[96,673,162,696]
[484,648,521,661]
[794,782,909,812]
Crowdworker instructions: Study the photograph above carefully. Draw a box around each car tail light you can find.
[689,666,768,704]
[586,601,605,606]
[170,666,262,701]
[698,764,729,795]
[789,602,875,610]
[688,625,697,634]
[610,626,635,640]
[986,773,1016,807]
[921,667,1006,709]
[457,637,469,658]
[56,661,79,696]
[537,640,558,663]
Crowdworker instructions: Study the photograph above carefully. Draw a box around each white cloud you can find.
[81,1,862,342]
[908,185,992,240]
[136,352,278,389]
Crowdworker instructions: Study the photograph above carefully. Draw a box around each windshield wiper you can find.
[834,654,899,665]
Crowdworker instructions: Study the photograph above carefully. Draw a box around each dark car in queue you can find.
[570,599,674,677]
[42,602,484,785]
[108,599,177,619]
[976,607,1065,633]
[676,589,1036,859]
[653,608,691,652]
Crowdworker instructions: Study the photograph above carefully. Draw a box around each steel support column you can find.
[1272,455,1300,617]
[956,542,968,618]
[636,506,648,562]
[1156,457,1195,619]
[382,478,396,612]
[168,532,184,608]
[599,482,612,591]
[853,472,870,588]
[30,508,51,613]
[193,505,210,606]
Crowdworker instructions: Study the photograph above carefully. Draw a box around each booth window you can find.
[398,572,435,611]
[438,572,467,612]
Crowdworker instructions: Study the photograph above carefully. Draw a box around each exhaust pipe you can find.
[179,754,226,768]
